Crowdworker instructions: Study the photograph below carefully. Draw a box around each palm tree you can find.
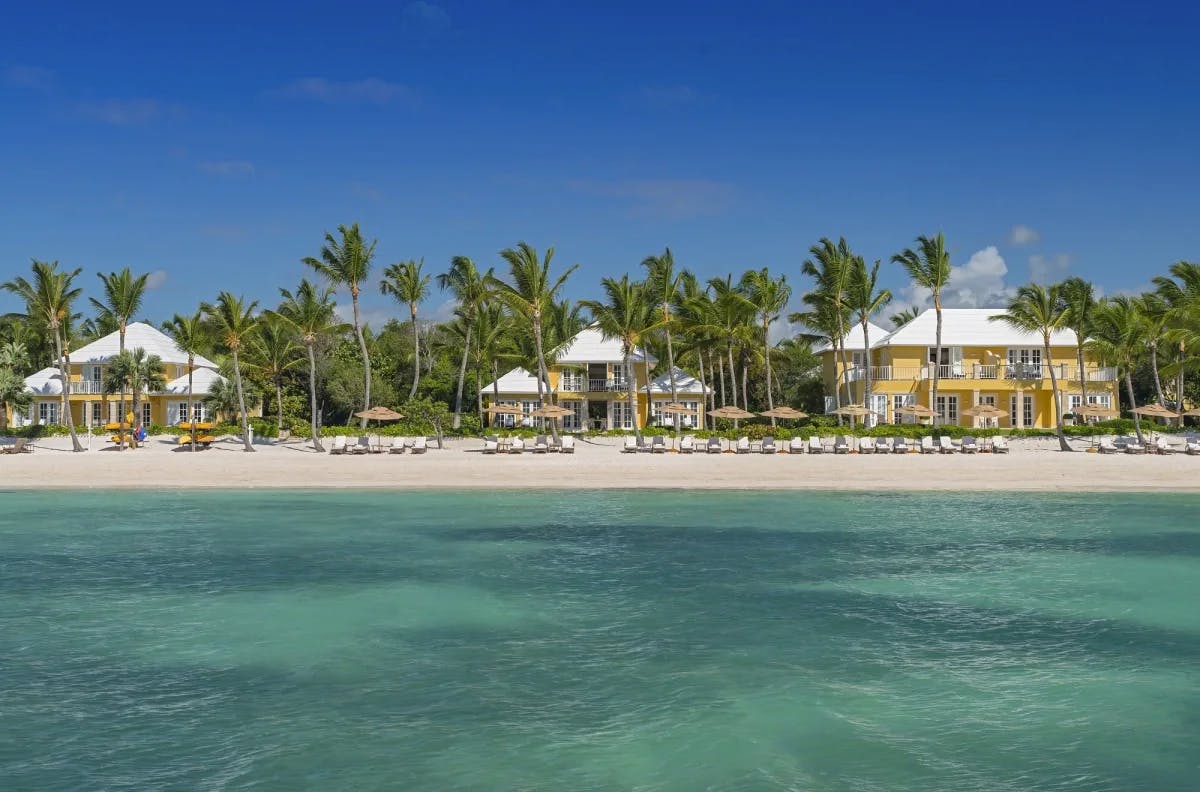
[1153,261,1200,418]
[303,223,376,428]
[3,260,85,451]
[1058,276,1096,408]
[643,248,687,405]
[468,302,517,424]
[274,279,343,452]
[889,306,920,329]
[161,312,211,452]
[846,257,891,420]
[246,316,302,431]
[740,268,791,423]
[1088,296,1148,443]
[893,233,952,426]
[436,256,492,429]
[90,267,149,446]
[0,367,32,432]
[581,276,658,439]
[103,348,167,448]
[491,242,578,439]
[799,238,856,423]
[705,274,756,409]
[202,292,260,452]
[380,258,431,399]
[991,283,1072,451]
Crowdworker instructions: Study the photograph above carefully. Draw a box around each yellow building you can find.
[14,322,227,429]
[817,309,1119,428]
[483,326,708,430]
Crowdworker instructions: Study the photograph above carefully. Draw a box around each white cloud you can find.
[279,77,410,105]
[429,298,459,323]
[198,160,255,177]
[1008,224,1041,245]
[568,179,736,219]
[145,270,168,290]
[4,64,54,90]
[403,1,450,28]
[77,99,165,125]
[1028,253,1072,284]
[334,302,395,331]
[900,246,1017,310]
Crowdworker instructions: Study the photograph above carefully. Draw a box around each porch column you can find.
[84,400,92,429]
[971,389,979,429]
[1016,388,1024,428]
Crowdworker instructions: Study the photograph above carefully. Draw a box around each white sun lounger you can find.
[651,436,667,453]
[833,436,850,454]
[808,436,823,454]
[482,437,498,454]
[507,436,525,454]
[761,436,777,454]
[1097,438,1117,454]
[920,436,936,454]
[1154,436,1175,455]
[788,436,805,454]
[858,437,874,454]
[560,435,575,453]
[874,437,890,453]
[411,436,428,454]
[1124,437,1146,454]
[735,436,751,454]
[533,435,549,453]
[329,435,347,455]
[389,436,407,454]
[961,436,979,454]
[706,437,723,454]
[1185,437,1200,455]
[679,435,695,453]
[623,436,638,453]
[893,437,911,454]
[938,436,956,453]
[992,435,1010,453]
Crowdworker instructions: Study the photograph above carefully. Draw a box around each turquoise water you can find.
[2,491,1198,791]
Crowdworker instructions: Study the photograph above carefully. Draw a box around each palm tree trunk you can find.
[232,349,255,452]
[932,301,943,428]
[1149,344,1165,405]
[188,359,195,453]
[642,355,653,434]
[626,350,640,440]
[275,380,284,430]
[665,323,678,405]
[696,354,709,431]
[832,337,844,427]
[763,321,775,426]
[1125,372,1144,444]
[307,343,324,452]
[131,382,140,449]
[118,327,127,450]
[862,321,873,427]
[740,353,749,413]
[727,344,738,408]
[408,304,420,400]
[1076,343,1088,406]
[1177,344,1186,426]
[351,288,371,428]
[1045,338,1071,452]
[54,329,84,452]
[475,370,484,428]
[715,353,725,406]
[451,319,471,429]
[532,317,558,440]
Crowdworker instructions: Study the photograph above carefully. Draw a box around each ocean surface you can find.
[1,490,1198,791]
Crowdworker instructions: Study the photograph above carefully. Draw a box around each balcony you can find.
[70,380,106,394]
[842,364,1118,383]
[558,375,585,392]
[587,378,631,392]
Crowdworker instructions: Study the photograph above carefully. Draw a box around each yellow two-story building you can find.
[817,308,1119,428]
[13,322,227,429]
[483,326,708,430]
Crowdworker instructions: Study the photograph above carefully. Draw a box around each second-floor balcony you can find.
[587,378,631,392]
[842,364,1118,383]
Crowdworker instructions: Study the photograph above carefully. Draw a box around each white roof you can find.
[648,367,708,394]
[811,321,891,353]
[481,367,548,395]
[68,322,218,368]
[25,366,64,395]
[875,308,1078,348]
[554,325,656,364]
[164,367,226,396]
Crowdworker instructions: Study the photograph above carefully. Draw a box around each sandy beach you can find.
[2,433,1197,491]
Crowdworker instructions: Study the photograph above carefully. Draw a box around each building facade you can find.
[483,326,708,430]
[12,322,228,429]
[818,309,1120,428]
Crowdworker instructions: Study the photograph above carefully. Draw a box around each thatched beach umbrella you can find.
[758,406,808,420]
[1182,407,1200,417]
[355,407,404,449]
[708,405,756,450]
[483,402,525,429]
[1076,404,1118,419]
[530,404,573,431]
[1132,404,1179,419]
[659,402,698,449]
[833,403,877,428]
[962,403,1006,428]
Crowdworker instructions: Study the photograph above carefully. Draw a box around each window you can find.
[612,400,634,430]
[91,403,103,425]
[38,402,59,425]
[560,400,583,431]
[1023,395,1034,426]
[928,347,949,365]
[651,401,699,429]
[892,394,915,424]
[928,347,964,377]
[142,402,152,427]
[935,394,958,424]
[1007,348,1043,379]
[977,394,998,427]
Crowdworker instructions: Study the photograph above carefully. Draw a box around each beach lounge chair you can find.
[2,437,31,454]
[1154,436,1175,455]
[548,436,562,452]
[706,437,723,454]
[329,435,348,455]
[411,436,428,454]
[992,435,1010,454]
[560,436,576,454]
[623,436,638,453]
[651,436,667,453]
[961,436,979,454]
[788,437,805,454]
[351,436,372,454]
[833,436,850,454]
[509,437,525,454]
[761,436,777,454]
[1097,438,1118,454]
[637,436,653,453]
[736,436,751,454]
[875,437,890,453]
[387,436,406,454]
[893,437,911,454]
[858,437,874,454]
[1124,437,1146,455]
[482,436,498,454]
[938,436,957,453]
[368,434,387,453]
[679,435,696,454]
[533,435,549,453]
[808,436,823,454]
[920,436,936,454]
[1185,436,1200,455]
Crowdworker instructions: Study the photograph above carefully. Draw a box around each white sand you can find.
[2,433,1198,491]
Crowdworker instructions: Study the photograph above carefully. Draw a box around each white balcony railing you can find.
[588,378,631,392]
[70,380,106,394]
[841,363,1117,383]
[558,375,585,392]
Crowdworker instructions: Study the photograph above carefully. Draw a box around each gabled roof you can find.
[69,322,218,368]
[481,367,548,396]
[553,325,656,364]
[810,321,891,353]
[24,367,64,395]
[875,308,1079,348]
[164,367,226,396]
[648,367,709,394]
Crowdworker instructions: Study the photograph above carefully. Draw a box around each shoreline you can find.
[3,435,1199,493]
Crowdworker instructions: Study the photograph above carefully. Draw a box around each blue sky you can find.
[2,0,1198,329]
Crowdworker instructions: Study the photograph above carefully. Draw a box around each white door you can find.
[868,394,887,427]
